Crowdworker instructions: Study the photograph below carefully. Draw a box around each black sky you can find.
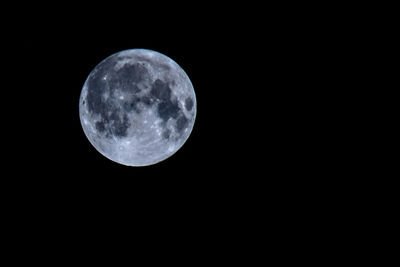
[0,6,358,258]
[6,4,331,212]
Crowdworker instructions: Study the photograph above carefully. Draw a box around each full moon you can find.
[79,49,196,166]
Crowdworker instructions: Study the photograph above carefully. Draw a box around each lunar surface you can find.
[79,49,196,166]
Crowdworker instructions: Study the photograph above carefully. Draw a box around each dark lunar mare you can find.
[150,79,171,101]
[147,78,190,135]
[185,97,194,111]
[122,96,142,113]
[140,95,154,106]
[146,78,182,123]
[157,100,180,121]
[113,63,149,92]
[176,115,188,133]
[86,56,116,115]
[86,56,135,139]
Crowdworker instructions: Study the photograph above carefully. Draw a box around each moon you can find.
[79,49,196,166]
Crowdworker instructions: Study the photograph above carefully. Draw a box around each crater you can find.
[162,129,171,139]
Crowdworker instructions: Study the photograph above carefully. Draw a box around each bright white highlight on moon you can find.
[79,49,196,166]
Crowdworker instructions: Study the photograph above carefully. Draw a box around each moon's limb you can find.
[79,49,196,166]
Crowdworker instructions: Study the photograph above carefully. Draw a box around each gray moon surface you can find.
[79,49,196,166]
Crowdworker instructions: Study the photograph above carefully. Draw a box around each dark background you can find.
[3,4,349,253]
[0,4,380,262]
[14,7,273,177]
[7,4,331,199]
[6,5,301,202]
